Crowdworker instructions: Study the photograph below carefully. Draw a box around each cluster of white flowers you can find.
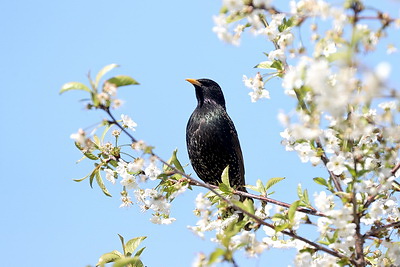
[134,188,176,224]
[243,73,270,102]
[231,231,267,257]
[98,81,124,109]
[188,193,240,238]
[294,251,339,267]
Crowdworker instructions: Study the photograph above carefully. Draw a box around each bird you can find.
[186,78,247,194]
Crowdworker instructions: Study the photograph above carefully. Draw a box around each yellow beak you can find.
[185,78,202,86]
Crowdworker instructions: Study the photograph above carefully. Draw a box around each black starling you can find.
[186,78,247,193]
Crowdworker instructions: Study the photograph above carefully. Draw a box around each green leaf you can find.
[303,189,310,205]
[96,171,112,197]
[245,185,259,192]
[89,169,97,188]
[274,222,289,233]
[118,234,126,255]
[74,141,83,150]
[265,177,285,191]
[270,60,283,71]
[254,61,274,69]
[272,213,286,221]
[73,172,91,182]
[346,165,356,177]
[313,177,328,187]
[93,135,101,147]
[97,250,123,266]
[171,149,184,173]
[221,166,231,188]
[59,82,91,94]
[84,152,99,160]
[278,17,295,32]
[288,200,301,225]
[113,257,143,267]
[297,183,303,199]
[95,64,119,88]
[134,247,146,258]
[256,179,266,195]
[219,183,232,194]
[125,236,147,255]
[208,248,225,264]
[243,198,255,214]
[101,124,113,143]
[107,75,139,87]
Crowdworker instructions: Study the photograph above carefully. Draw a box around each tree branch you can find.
[103,107,347,263]
[363,221,400,238]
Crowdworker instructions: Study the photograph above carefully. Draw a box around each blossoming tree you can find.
[62,1,400,266]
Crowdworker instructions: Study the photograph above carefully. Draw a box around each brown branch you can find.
[391,162,400,176]
[363,221,400,238]
[105,106,326,217]
[187,180,326,217]
[104,107,347,262]
[352,184,366,266]
[315,140,344,193]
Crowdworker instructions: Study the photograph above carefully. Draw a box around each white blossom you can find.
[243,73,270,102]
[70,128,86,146]
[127,158,144,173]
[120,172,138,190]
[314,191,333,213]
[268,49,285,61]
[144,161,161,180]
[104,169,116,184]
[121,114,137,130]
[326,154,347,175]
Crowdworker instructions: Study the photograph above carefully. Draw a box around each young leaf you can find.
[313,177,328,187]
[118,234,126,255]
[288,200,301,225]
[208,248,226,265]
[107,75,139,87]
[101,124,113,143]
[297,183,303,199]
[95,64,119,88]
[134,247,146,258]
[73,172,90,182]
[303,189,310,206]
[245,184,259,192]
[96,250,122,266]
[171,149,185,173]
[219,183,232,194]
[125,236,147,255]
[113,257,143,267]
[270,60,283,70]
[256,179,266,195]
[254,61,274,69]
[96,171,112,197]
[243,198,255,215]
[59,82,91,94]
[274,222,290,233]
[93,135,101,147]
[84,152,99,160]
[221,166,231,188]
[265,177,285,191]
[89,169,97,188]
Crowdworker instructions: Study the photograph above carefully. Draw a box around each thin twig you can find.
[363,221,400,238]
[188,180,326,217]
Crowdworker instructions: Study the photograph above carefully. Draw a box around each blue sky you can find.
[1,1,399,266]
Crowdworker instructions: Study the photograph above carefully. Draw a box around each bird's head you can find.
[186,78,226,109]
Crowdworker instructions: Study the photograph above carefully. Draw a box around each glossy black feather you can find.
[186,79,246,191]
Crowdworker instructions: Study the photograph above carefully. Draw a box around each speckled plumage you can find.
[186,79,246,192]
